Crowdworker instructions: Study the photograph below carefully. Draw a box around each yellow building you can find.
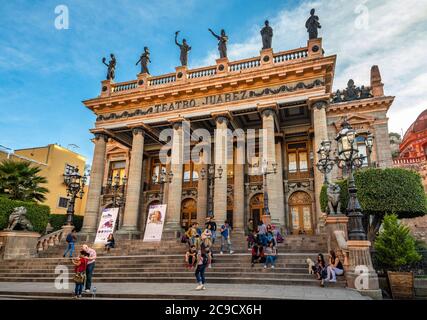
[0,144,88,215]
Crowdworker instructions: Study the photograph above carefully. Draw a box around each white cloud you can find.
[195,0,427,135]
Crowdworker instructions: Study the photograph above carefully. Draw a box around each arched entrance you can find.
[181,198,197,230]
[249,193,264,229]
[289,191,313,235]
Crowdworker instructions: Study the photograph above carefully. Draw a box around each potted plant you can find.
[374,213,422,299]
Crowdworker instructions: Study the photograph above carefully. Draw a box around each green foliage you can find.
[0,197,50,233]
[49,214,83,232]
[374,213,422,271]
[321,168,427,218]
[0,159,49,202]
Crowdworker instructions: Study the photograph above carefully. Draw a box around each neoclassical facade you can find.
[80,38,394,239]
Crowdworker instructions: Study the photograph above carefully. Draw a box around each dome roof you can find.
[402,109,427,142]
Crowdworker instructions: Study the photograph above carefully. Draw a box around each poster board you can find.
[94,207,119,244]
[143,204,167,242]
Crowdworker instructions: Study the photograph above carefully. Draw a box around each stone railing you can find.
[229,57,261,72]
[37,229,65,252]
[393,156,426,165]
[111,80,138,93]
[102,44,314,96]
[273,48,309,63]
[148,74,176,86]
[187,66,217,79]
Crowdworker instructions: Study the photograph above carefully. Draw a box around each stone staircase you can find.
[0,234,346,288]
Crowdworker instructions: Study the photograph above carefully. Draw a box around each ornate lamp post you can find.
[152,168,173,204]
[106,173,127,229]
[200,165,223,217]
[63,167,87,226]
[260,159,277,219]
[315,119,374,240]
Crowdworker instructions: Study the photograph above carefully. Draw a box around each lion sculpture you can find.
[327,183,342,215]
[6,206,34,231]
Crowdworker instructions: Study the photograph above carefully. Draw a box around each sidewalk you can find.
[0,282,371,300]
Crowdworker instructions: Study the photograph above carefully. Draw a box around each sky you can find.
[1,0,426,164]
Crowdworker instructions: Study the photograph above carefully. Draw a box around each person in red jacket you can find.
[72,250,88,298]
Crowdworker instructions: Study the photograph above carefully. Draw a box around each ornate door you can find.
[249,193,264,229]
[181,198,197,230]
[289,192,313,235]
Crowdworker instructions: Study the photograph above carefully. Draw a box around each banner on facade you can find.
[94,207,119,244]
[143,204,167,242]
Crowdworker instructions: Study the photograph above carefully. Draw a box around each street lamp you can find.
[63,166,87,226]
[316,140,335,184]
[200,165,223,217]
[315,119,374,240]
[152,168,173,204]
[106,173,127,229]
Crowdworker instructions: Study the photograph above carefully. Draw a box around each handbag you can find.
[73,272,86,284]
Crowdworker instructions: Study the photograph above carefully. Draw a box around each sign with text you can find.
[94,207,119,244]
[143,204,167,242]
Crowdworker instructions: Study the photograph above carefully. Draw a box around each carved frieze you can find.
[331,79,373,103]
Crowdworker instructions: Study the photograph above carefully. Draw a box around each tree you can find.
[374,213,421,272]
[0,159,49,202]
[321,168,427,241]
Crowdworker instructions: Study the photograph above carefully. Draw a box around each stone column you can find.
[164,122,184,233]
[197,163,208,225]
[261,108,285,227]
[213,116,229,225]
[81,133,108,234]
[233,143,245,232]
[312,100,329,229]
[120,128,145,236]
[373,122,393,168]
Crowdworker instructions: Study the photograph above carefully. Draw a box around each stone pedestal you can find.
[325,215,348,253]
[345,240,382,300]
[0,231,40,260]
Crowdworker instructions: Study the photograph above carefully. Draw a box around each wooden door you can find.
[289,192,313,235]
[250,193,264,230]
[181,199,197,230]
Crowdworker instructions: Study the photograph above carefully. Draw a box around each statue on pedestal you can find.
[6,207,34,231]
[305,8,321,40]
[102,54,116,80]
[136,47,151,74]
[208,28,228,59]
[327,183,342,215]
[261,20,273,50]
[175,31,191,66]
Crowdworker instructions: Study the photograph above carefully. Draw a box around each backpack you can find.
[66,233,73,243]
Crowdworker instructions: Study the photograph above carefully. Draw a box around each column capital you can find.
[93,132,109,142]
[257,102,278,117]
[211,112,231,125]
[168,117,186,130]
[308,95,330,110]
[131,127,145,136]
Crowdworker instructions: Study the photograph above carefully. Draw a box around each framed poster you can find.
[143,204,167,242]
[94,207,119,244]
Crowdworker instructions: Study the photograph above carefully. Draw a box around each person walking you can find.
[82,244,97,293]
[195,248,209,290]
[63,229,77,258]
[72,250,88,298]
[220,220,233,255]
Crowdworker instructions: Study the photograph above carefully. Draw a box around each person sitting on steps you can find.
[322,250,344,286]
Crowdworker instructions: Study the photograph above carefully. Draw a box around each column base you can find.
[76,231,96,243]
[115,228,141,240]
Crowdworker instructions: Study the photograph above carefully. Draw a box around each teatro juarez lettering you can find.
[96,78,324,122]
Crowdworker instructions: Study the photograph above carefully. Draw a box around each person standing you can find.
[258,221,267,247]
[205,216,217,244]
[195,249,209,290]
[72,250,88,298]
[63,229,77,258]
[82,244,97,293]
[220,220,233,255]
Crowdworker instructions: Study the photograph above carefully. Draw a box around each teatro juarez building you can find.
[80,28,394,240]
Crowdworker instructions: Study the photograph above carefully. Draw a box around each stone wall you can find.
[401,216,427,244]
